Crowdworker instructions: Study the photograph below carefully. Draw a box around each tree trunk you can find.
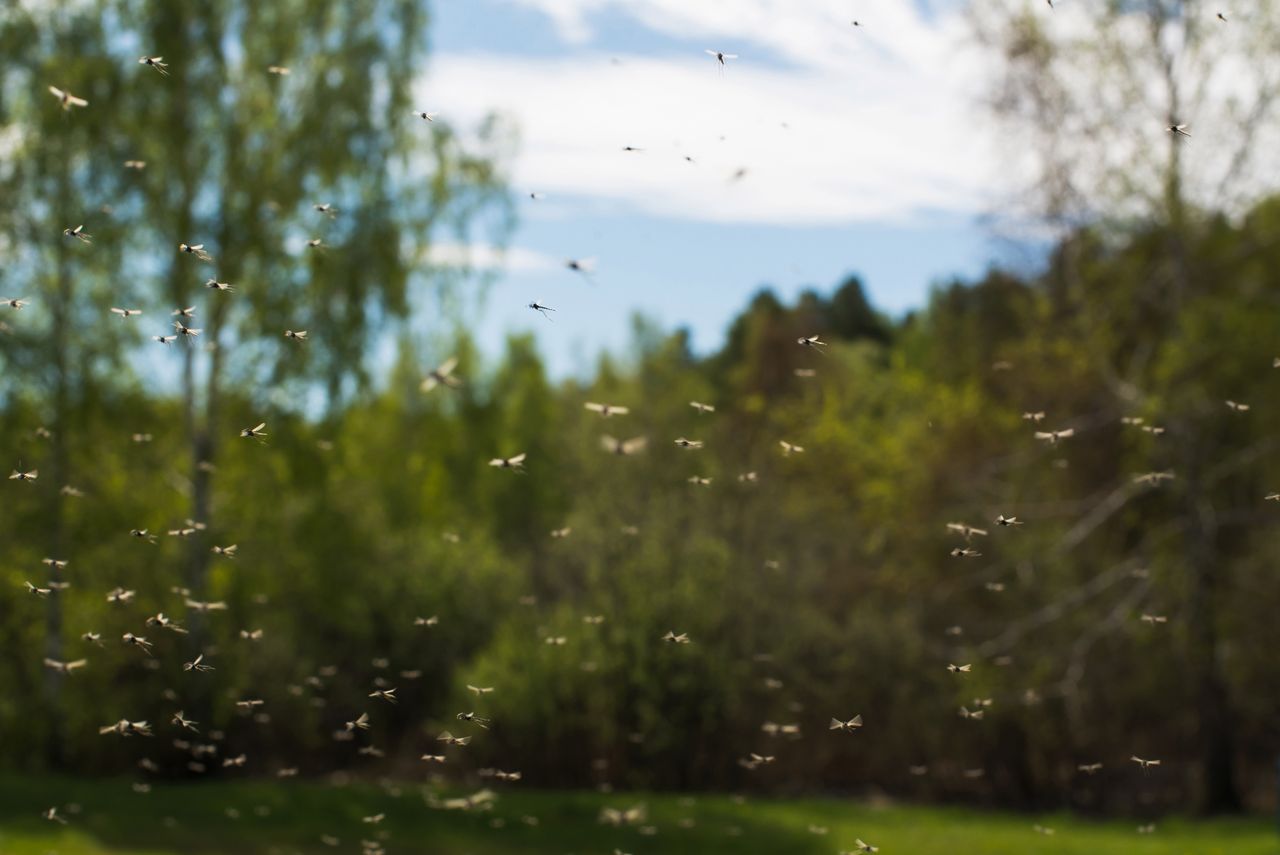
[43,156,74,770]
[1179,446,1242,812]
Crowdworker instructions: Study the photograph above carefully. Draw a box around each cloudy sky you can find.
[422,0,1031,374]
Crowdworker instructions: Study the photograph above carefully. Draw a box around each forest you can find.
[2,0,1279,843]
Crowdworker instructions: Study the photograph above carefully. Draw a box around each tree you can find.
[970,0,1280,811]
[0,0,510,765]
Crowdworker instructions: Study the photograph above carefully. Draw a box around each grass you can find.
[0,775,1273,855]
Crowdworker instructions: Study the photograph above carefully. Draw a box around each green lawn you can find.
[0,776,1273,855]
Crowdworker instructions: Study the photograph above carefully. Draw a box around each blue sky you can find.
[422,0,1032,374]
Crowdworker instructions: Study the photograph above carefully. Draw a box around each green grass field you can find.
[0,776,1273,855]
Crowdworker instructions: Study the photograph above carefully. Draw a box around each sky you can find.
[421,0,1037,375]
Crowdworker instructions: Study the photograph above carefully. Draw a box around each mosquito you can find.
[566,258,597,285]
[705,49,738,72]
[63,225,92,244]
[585,402,629,417]
[49,86,88,109]
[829,715,863,732]
[422,356,461,392]
[139,56,169,75]
[179,242,213,262]
[489,453,526,471]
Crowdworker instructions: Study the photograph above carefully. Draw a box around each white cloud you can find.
[426,241,560,273]
[427,0,995,225]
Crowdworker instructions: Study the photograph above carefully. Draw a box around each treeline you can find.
[3,197,1279,815]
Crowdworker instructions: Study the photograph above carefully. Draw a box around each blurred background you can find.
[2,0,1280,831]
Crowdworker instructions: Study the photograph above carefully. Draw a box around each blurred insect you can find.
[63,225,92,244]
[172,711,199,732]
[3,297,29,310]
[183,654,214,673]
[996,515,1023,527]
[147,613,188,634]
[1078,762,1104,774]
[706,49,738,71]
[529,301,555,319]
[10,468,38,482]
[99,719,152,737]
[566,258,597,284]
[415,111,438,122]
[779,440,805,456]
[1034,428,1075,444]
[662,631,691,644]
[139,56,168,75]
[345,713,370,732]
[947,663,972,673]
[829,715,863,732]
[110,307,143,319]
[797,335,826,349]
[422,356,461,392]
[49,86,88,109]
[122,633,153,654]
[212,544,238,558]
[947,523,988,541]
[489,452,527,471]
[456,712,490,729]
[240,423,268,440]
[1167,124,1191,138]
[369,688,398,704]
[674,438,703,449]
[586,401,631,418]
[174,321,202,340]
[43,807,69,825]
[438,731,472,746]
[179,242,213,262]
[1131,756,1161,771]
[601,435,648,456]
[107,588,136,604]
[205,278,234,293]
[43,658,87,674]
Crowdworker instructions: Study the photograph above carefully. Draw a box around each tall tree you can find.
[970,0,1280,811]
